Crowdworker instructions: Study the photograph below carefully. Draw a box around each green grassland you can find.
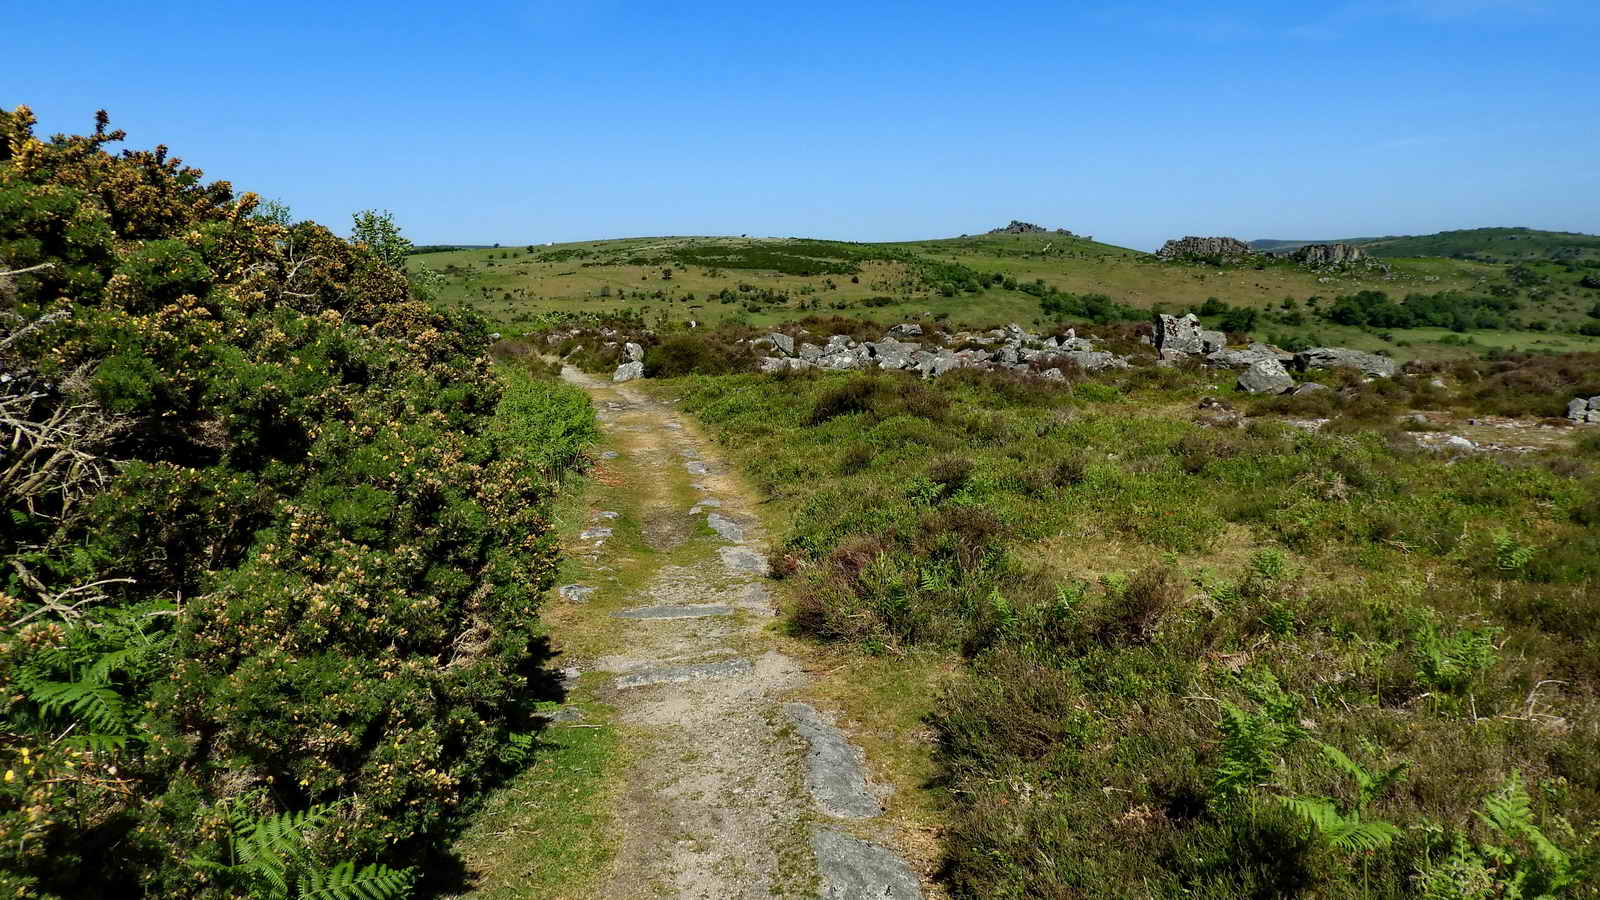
[663,362,1600,899]
[416,232,1600,360]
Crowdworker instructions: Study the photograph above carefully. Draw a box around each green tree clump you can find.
[0,106,593,898]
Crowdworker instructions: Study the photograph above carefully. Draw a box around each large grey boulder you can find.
[1154,313,1205,355]
[798,342,823,361]
[1207,347,1278,369]
[612,361,644,382]
[930,349,961,376]
[1289,382,1331,396]
[886,323,923,339]
[764,332,795,356]
[869,340,916,371]
[1237,359,1295,394]
[1294,347,1397,378]
[1567,397,1589,420]
[1200,330,1227,353]
[623,341,644,362]
[758,357,788,374]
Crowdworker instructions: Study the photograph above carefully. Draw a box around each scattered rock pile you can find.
[751,323,1130,379]
[1156,236,1255,262]
[1568,396,1600,423]
[1151,312,1397,393]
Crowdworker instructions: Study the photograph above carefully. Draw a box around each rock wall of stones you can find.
[1155,236,1255,261]
[598,312,1404,397]
[753,321,1127,380]
[1291,242,1366,265]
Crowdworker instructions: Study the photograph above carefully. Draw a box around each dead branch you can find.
[8,559,136,627]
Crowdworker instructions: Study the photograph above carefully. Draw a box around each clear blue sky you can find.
[9,1,1598,250]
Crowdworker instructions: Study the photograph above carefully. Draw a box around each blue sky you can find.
[9,1,1598,250]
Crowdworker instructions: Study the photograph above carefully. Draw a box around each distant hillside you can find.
[1252,227,1600,262]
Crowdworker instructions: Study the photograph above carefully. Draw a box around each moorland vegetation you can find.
[538,313,1600,898]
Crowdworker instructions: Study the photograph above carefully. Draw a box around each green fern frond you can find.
[1479,771,1571,874]
[1278,796,1399,852]
[29,678,127,733]
[1327,819,1401,853]
[231,804,333,890]
[300,861,415,900]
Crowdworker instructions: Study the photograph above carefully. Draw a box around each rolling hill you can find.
[1252,227,1600,262]
[413,230,1600,361]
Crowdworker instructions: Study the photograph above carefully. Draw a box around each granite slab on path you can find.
[613,604,734,620]
[811,827,921,899]
[613,657,754,689]
[784,702,883,818]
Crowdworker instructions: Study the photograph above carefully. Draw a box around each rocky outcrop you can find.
[1568,396,1600,423]
[1293,347,1397,378]
[990,220,1049,234]
[1291,243,1366,265]
[624,341,644,362]
[1156,236,1255,262]
[1238,359,1295,394]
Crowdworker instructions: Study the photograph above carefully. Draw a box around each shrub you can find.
[0,107,592,897]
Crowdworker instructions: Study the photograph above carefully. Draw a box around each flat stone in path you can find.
[614,604,734,620]
[686,461,709,475]
[579,526,613,540]
[600,450,619,460]
[613,657,754,689]
[707,512,745,542]
[811,827,921,899]
[558,584,595,603]
[718,546,766,575]
[785,702,883,819]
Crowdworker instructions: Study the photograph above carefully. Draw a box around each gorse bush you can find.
[0,107,594,897]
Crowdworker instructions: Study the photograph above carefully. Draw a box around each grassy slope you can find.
[417,233,1600,360]
[668,365,1600,899]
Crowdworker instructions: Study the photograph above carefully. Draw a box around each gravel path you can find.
[557,367,922,899]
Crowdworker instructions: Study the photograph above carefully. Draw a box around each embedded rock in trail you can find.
[686,461,709,475]
[558,584,595,603]
[614,604,734,620]
[718,545,766,575]
[624,341,644,362]
[706,512,745,542]
[612,361,644,382]
[1156,236,1255,261]
[1154,313,1205,355]
[1294,347,1397,378]
[785,702,884,819]
[613,657,755,689]
[811,827,922,900]
[1238,359,1295,394]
